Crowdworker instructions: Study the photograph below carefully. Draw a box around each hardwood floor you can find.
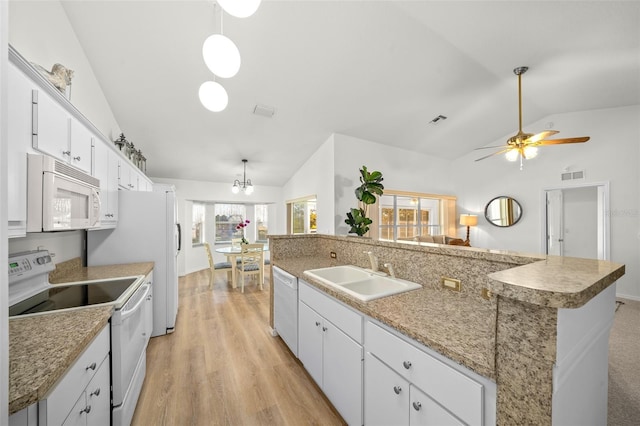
[132,268,346,426]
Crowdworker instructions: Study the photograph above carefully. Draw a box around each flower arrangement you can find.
[236,219,250,244]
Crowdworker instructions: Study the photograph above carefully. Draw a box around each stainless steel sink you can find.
[303,265,421,301]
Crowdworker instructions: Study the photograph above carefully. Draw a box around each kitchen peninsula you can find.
[269,234,625,425]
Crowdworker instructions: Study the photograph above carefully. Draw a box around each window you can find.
[255,204,269,242]
[288,197,316,234]
[214,204,246,243]
[379,194,444,242]
[192,202,206,245]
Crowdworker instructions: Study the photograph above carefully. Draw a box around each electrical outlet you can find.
[481,288,493,300]
[330,252,337,259]
[441,277,461,292]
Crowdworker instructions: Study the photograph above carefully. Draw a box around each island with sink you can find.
[268,234,625,426]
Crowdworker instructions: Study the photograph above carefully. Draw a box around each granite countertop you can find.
[9,306,113,414]
[274,257,497,378]
[9,261,155,415]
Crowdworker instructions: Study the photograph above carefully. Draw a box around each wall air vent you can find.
[561,170,585,181]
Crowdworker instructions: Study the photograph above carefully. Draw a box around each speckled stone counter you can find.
[9,306,113,414]
[49,258,154,284]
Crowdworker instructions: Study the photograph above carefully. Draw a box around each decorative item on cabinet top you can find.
[113,133,147,174]
[31,62,74,100]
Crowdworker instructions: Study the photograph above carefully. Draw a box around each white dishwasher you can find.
[273,266,299,357]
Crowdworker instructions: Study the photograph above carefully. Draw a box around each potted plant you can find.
[345,166,384,236]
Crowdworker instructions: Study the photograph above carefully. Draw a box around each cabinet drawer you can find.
[299,279,362,343]
[41,324,110,426]
[365,321,483,425]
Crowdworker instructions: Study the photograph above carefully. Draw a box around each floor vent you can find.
[561,170,585,181]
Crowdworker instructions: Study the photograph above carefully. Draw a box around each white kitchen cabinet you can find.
[298,280,363,426]
[69,119,94,173]
[144,272,154,343]
[92,139,119,227]
[118,160,138,190]
[39,325,110,426]
[7,61,34,237]
[365,352,463,426]
[365,321,487,426]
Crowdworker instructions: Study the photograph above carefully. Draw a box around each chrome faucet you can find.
[364,251,378,272]
[384,263,396,278]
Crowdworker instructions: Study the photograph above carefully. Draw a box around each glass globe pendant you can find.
[199,81,228,112]
[217,0,261,18]
[202,34,241,78]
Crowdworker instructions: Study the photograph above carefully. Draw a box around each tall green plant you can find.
[345,166,384,236]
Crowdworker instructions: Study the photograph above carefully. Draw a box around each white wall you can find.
[281,135,336,234]
[452,105,640,299]
[333,133,454,235]
[8,231,85,262]
[1,1,9,421]
[8,0,121,141]
[152,177,283,276]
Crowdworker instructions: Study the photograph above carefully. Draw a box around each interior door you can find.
[546,189,564,256]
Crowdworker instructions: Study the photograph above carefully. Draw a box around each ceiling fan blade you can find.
[526,130,559,144]
[475,148,512,162]
[536,136,590,146]
[474,145,510,151]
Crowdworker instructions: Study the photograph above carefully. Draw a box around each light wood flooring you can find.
[131,268,346,426]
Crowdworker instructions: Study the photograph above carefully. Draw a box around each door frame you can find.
[541,181,610,260]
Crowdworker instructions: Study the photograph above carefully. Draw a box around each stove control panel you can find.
[9,250,54,283]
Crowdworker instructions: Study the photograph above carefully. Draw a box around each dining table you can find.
[215,244,269,289]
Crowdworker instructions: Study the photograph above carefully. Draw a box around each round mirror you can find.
[485,196,522,227]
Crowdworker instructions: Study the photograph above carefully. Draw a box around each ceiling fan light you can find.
[202,34,241,78]
[505,149,519,162]
[524,146,539,159]
[217,0,261,18]
[199,81,228,112]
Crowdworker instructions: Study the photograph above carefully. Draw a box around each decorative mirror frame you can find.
[484,196,523,227]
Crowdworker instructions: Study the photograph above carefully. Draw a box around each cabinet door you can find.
[298,301,324,387]
[32,88,70,161]
[144,277,154,343]
[93,141,119,225]
[7,62,33,237]
[365,352,409,426]
[86,356,111,426]
[409,385,463,426]
[323,320,363,426]
[61,392,88,426]
[69,119,93,173]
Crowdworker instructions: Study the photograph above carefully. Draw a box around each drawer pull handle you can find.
[412,401,422,411]
[86,362,97,371]
[80,406,92,414]
[90,388,100,397]
[315,321,321,327]
[403,361,412,369]
[393,386,402,395]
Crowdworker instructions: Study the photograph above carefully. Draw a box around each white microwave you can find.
[27,154,101,232]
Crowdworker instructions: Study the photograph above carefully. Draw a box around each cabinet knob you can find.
[412,401,422,411]
[322,326,327,332]
[147,295,152,300]
[86,362,97,371]
[90,388,100,397]
[393,386,402,395]
[403,360,412,370]
[62,150,71,156]
[73,156,81,161]
[80,405,92,414]
[315,321,321,327]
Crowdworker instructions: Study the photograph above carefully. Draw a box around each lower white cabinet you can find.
[39,324,111,426]
[298,281,363,426]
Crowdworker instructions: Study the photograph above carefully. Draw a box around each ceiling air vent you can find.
[429,115,447,125]
[561,170,585,181]
[253,104,276,118]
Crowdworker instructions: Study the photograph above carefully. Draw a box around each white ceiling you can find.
[60,0,640,187]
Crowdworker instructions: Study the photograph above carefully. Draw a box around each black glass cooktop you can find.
[9,277,138,316]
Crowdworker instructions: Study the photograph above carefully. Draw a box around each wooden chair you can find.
[234,243,264,293]
[204,243,233,288]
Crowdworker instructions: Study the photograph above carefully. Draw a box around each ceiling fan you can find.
[475,66,590,169]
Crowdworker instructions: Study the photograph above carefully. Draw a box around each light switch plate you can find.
[441,277,461,292]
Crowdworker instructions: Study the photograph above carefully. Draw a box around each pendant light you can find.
[199,81,228,112]
[217,0,261,18]
[232,159,254,195]
[202,5,241,78]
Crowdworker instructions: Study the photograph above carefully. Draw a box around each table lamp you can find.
[460,214,478,246]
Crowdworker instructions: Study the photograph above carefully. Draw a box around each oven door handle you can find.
[120,283,151,321]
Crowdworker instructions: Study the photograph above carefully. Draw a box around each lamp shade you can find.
[199,81,228,112]
[217,0,261,18]
[202,34,241,78]
[505,149,519,162]
[460,214,478,227]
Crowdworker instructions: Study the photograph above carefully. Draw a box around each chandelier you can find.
[232,159,254,195]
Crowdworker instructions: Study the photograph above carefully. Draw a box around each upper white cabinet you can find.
[93,139,119,227]
[69,119,93,173]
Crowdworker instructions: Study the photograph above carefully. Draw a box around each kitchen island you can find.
[269,234,625,425]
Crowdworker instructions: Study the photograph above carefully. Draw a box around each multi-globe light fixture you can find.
[199,0,261,112]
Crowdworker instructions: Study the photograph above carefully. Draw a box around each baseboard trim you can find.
[616,293,640,302]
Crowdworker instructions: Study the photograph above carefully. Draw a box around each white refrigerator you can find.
[88,184,180,337]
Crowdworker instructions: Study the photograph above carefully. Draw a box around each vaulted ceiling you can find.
[60,0,640,186]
